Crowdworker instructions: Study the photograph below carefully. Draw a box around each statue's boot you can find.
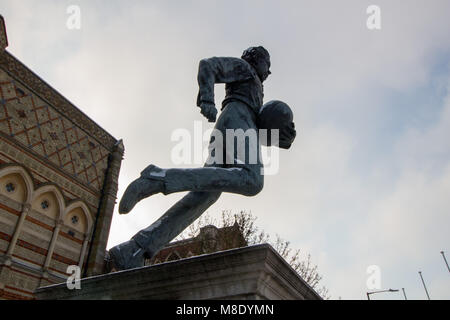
[119,165,166,214]
[110,190,222,271]
[107,239,151,271]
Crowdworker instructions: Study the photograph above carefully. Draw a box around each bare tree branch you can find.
[176,210,330,299]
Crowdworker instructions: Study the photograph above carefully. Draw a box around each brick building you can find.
[145,223,247,266]
[0,15,123,299]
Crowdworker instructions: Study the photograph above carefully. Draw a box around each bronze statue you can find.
[108,46,296,270]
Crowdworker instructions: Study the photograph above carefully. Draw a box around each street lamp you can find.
[366,288,399,300]
[418,271,431,300]
[440,251,449,273]
[402,288,407,300]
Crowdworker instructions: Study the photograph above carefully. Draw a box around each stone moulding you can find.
[34,244,322,300]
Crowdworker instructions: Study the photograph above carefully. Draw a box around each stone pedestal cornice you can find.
[35,244,322,300]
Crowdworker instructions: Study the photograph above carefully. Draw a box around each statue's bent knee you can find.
[245,172,264,196]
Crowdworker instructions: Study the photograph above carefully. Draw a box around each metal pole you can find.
[441,251,450,273]
[402,288,407,300]
[418,271,431,300]
[366,289,398,300]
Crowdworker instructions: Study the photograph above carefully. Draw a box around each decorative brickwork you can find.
[0,142,101,208]
[0,51,115,150]
[0,69,109,191]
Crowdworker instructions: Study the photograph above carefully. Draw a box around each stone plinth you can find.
[34,244,322,300]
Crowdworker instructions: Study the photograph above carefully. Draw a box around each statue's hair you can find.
[241,46,270,66]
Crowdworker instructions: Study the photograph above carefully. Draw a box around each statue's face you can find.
[254,56,271,82]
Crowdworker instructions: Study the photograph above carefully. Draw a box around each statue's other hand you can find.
[200,102,217,122]
[279,121,296,149]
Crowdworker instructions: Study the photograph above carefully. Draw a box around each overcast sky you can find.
[2,0,450,299]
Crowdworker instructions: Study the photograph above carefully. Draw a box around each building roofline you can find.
[0,15,8,49]
[0,50,118,150]
[0,16,117,150]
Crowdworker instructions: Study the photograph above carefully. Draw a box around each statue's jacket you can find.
[197,57,264,114]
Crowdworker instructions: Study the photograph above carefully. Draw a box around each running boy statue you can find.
[108,46,296,270]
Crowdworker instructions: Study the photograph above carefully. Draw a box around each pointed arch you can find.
[31,183,65,220]
[165,251,182,262]
[186,251,194,258]
[0,164,34,203]
[63,200,93,235]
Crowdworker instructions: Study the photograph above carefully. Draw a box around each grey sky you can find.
[2,0,450,299]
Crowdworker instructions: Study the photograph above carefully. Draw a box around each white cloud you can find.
[345,82,450,299]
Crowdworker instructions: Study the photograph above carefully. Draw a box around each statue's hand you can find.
[200,102,217,122]
[279,121,296,149]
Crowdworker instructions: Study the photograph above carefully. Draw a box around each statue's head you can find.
[242,46,271,82]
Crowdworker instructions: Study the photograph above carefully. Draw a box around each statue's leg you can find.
[151,100,264,195]
[162,166,263,195]
[108,191,221,270]
[119,102,264,214]
[109,102,263,270]
[133,191,221,256]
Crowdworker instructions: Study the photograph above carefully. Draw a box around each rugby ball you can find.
[257,100,296,148]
